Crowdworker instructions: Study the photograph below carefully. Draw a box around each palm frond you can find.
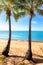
[0,9,3,14]
[13,11,25,21]
[36,8,43,16]
[35,0,43,7]
[6,15,9,22]
[12,6,19,13]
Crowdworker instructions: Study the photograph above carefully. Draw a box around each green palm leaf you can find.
[13,11,25,21]
[36,9,43,15]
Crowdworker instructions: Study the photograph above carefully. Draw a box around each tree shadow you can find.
[32,54,43,64]
[33,54,43,58]
[2,54,43,64]
[8,55,24,58]
[8,55,43,63]
[33,58,43,63]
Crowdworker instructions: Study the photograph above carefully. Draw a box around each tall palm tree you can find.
[0,0,25,57]
[18,0,43,60]
[0,0,20,57]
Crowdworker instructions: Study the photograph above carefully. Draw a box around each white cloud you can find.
[32,21,37,24]
[0,21,28,31]
[11,26,28,31]
[0,21,43,31]
[0,21,9,31]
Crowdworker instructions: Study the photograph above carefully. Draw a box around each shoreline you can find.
[0,38,43,42]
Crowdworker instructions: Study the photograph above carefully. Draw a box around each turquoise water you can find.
[0,31,43,41]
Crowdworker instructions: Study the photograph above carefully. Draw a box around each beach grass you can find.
[0,55,5,61]
[17,62,27,65]
[0,55,5,65]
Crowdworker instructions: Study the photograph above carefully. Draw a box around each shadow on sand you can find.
[33,54,43,64]
[33,54,43,58]
[7,54,43,64]
[8,55,24,58]
[33,58,43,63]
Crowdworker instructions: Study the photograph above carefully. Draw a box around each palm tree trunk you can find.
[2,15,11,57]
[25,15,32,60]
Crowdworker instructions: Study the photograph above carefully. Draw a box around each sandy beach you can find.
[0,39,43,65]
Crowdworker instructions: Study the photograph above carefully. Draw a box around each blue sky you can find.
[0,11,43,31]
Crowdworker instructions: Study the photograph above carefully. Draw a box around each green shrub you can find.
[0,56,4,61]
[17,62,26,65]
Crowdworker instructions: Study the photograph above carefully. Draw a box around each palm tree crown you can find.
[0,0,20,20]
[18,0,43,16]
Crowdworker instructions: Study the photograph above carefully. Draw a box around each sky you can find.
[0,11,43,31]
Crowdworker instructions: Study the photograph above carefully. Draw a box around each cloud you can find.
[32,21,37,24]
[0,21,9,31]
[0,21,28,31]
[11,26,28,31]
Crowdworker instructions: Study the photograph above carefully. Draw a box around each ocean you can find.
[0,31,43,41]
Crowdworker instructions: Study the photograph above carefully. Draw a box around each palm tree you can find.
[0,0,20,57]
[0,0,25,57]
[18,0,43,61]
